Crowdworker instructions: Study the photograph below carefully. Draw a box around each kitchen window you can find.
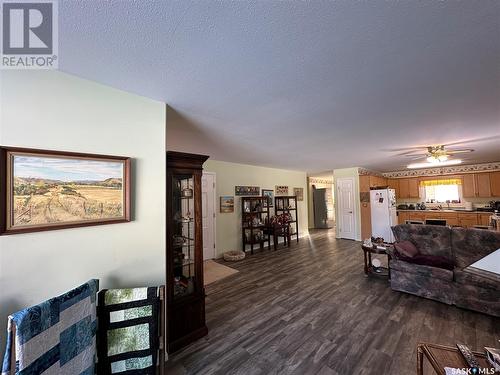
[421,179,461,203]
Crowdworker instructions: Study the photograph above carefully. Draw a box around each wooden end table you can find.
[417,343,498,375]
[361,243,392,279]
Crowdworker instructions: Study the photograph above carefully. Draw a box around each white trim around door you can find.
[202,171,217,259]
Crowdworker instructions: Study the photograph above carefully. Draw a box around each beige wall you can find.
[0,71,166,346]
[203,160,308,257]
[333,167,361,241]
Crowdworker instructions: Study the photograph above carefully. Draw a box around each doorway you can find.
[308,172,335,229]
[201,172,216,260]
[337,177,356,240]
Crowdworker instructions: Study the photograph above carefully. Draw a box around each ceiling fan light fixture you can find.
[407,159,462,169]
[438,154,448,162]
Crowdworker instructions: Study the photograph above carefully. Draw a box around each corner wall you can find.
[0,71,166,347]
[203,160,308,257]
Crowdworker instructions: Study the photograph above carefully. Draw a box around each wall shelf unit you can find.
[275,195,299,243]
[241,196,270,254]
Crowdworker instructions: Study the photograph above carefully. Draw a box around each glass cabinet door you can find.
[171,174,196,299]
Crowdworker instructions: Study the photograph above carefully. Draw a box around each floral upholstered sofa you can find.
[390,224,500,317]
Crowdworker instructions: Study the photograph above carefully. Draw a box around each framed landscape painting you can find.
[220,196,234,213]
[0,147,131,235]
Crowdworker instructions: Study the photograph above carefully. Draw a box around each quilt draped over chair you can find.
[96,287,164,375]
[1,279,99,375]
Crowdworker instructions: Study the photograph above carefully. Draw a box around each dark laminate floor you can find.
[167,229,500,375]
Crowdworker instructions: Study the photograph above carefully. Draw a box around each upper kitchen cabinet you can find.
[476,173,492,198]
[369,175,388,188]
[408,178,419,198]
[490,171,500,197]
[462,174,476,198]
[398,178,420,199]
[462,173,492,198]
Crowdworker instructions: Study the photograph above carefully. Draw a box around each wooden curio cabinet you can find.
[166,151,209,353]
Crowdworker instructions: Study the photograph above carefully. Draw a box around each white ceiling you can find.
[59,1,500,173]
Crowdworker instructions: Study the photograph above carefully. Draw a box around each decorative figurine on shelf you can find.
[181,211,192,222]
[181,186,193,198]
[244,201,251,213]
[253,202,262,212]
[269,212,292,226]
[252,216,261,226]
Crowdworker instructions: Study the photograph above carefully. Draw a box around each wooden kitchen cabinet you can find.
[462,174,476,198]
[458,213,479,228]
[490,171,500,197]
[478,213,492,226]
[408,178,420,198]
[409,212,426,221]
[398,211,409,224]
[462,173,493,198]
[399,179,409,198]
[476,173,491,198]
[369,176,388,188]
[398,178,420,199]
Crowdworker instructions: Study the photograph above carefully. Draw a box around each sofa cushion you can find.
[394,240,419,257]
[392,224,452,259]
[407,254,454,270]
[455,267,500,291]
[452,227,500,269]
[390,259,454,281]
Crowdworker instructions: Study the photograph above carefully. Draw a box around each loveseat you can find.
[390,224,500,317]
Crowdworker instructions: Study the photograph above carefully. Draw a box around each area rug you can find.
[204,260,238,285]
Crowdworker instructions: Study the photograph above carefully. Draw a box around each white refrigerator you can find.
[370,189,397,243]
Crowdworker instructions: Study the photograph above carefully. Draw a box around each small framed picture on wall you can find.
[220,196,234,213]
[293,187,304,201]
[262,189,274,208]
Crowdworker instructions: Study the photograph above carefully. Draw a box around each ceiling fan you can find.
[402,145,474,169]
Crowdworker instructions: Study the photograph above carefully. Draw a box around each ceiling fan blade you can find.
[381,146,429,152]
[441,135,500,147]
[446,149,474,154]
[404,155,427,160]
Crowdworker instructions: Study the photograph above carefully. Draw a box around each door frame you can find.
[202,171,217,259]
[336,176,357,240]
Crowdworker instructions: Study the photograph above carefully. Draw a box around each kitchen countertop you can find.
[396,209,493,214]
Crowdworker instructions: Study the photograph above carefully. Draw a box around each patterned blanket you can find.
[96,287,162,374]
[1,279,99,375]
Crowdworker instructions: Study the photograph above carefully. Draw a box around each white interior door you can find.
[202,172,216,260]
[337,177,356,240]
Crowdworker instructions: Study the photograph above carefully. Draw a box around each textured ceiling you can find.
[59,1,500,173]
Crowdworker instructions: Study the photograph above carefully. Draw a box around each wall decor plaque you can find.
[235,186,260,196]
[275,186,288,195]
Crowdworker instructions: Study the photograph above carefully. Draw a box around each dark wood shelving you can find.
[241,196,271,254]
[275,195,299,243]
[166,151,209,353]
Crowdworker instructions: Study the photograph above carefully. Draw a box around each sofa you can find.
[390,224,500,317]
